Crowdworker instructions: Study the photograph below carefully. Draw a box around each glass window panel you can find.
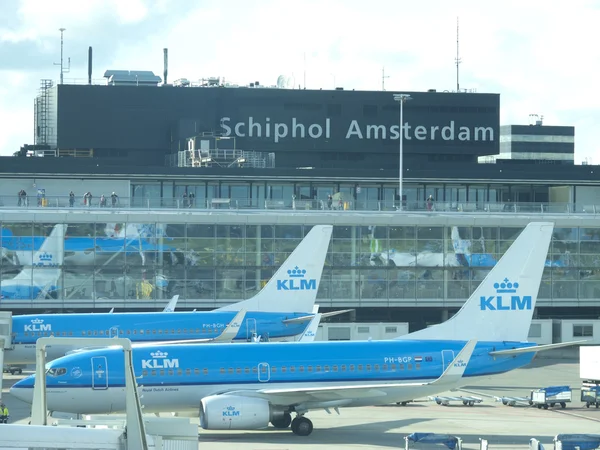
[186,225,215,239]
[331,269,358,300]
[216,225,245,239]
[389,226,415,240]
[580,228,600,241]
[317,269,331,301]
[360,269,387,299]
[416,226,443,240]
[216,268,245,299]
[275,225,302,239]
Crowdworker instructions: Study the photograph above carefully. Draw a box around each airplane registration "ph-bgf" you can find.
[479,295,532,311]
[276,279,317,291]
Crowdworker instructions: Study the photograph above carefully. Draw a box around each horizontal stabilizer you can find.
[282,309,354,324]
[489,340,588,356]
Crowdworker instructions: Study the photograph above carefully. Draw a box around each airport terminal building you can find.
[1,73,599,332]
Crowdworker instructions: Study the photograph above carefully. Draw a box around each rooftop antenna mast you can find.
[455,17,461,92]
[303,52,306,90]
[382,67,390,91]
[54,28,70,85]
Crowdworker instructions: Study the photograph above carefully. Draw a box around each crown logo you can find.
[226,406,236,411]
[494,278,518,294]
[150,350,168,359]
[39,252,53,261]
[287,266,307,278]
[31,318,44,324]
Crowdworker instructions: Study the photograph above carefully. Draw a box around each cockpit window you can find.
[46,367,67,377]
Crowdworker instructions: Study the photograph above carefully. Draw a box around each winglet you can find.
[430,340,477,386]
[298,313,321,342]
[212,309,246,343]
[399,222,554,342]
[162,295,179,313]
[215,225,333,313]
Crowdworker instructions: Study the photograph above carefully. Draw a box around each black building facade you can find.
[49,85,499,169]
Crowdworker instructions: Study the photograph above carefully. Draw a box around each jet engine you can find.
[200,394,285,430]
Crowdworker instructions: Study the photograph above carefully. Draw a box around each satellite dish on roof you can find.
[276,74,295,89]
[276,75,286,88]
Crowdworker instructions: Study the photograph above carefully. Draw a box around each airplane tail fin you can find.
[215,225,333,313]
[162,295,179,312]
[13,224,66,286]
[399,222,554,342]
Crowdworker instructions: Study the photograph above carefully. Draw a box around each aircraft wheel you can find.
[291,417,313,436]
[272,412,292,429]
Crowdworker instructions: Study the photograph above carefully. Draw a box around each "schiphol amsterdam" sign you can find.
[220,117,495,143]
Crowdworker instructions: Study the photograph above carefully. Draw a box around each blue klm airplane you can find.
[5,225,341,365]
[0,224,66,300]
[0,226,175,268]
[12,222,584,436]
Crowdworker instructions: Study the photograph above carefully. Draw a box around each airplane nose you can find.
[9,377,35,404]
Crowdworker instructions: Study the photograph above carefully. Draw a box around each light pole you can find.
[393,93,412,210]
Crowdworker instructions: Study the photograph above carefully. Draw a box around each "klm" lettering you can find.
[24,324,51,332]
[479,295,532,311]
[276,279,317,291]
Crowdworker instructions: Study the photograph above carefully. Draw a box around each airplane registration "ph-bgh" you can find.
[276,266,317,291]
[480,278,532,311]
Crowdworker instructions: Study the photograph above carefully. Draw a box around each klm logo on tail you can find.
[480,278,532,311]
[141,350,180,369]
[276,266,317,291]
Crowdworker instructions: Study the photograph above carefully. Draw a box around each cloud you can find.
[0,0,598,163]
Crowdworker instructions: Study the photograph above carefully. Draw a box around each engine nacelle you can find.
[200,395,276,430]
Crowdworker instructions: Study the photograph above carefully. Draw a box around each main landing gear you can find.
[271,412,314,436]
[291,416,313,436]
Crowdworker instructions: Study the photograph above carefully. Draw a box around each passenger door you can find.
[441,350,455,372]
[91,356,109,390]
[109,326,119,338]
[257,362,270,382]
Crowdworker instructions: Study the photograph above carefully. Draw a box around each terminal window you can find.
[573,324,593,338]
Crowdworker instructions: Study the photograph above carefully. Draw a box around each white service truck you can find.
[580,346,600,408]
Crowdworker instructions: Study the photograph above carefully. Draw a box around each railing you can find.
[0,195,599,214]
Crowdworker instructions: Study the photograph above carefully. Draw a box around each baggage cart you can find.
[530,385,571,409]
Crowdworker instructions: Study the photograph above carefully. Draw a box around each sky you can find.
[0,0,598,163]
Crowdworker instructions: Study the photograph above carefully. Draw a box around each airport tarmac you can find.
[1,353,598,449]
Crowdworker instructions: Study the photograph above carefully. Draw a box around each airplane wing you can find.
[224,340,477,407]
[488,340,588,356]
[133,309,247,347]
[282,309,354,324]
[297,313,321,342]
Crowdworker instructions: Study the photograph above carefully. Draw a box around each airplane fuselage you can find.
[6,311,309,364]
[11,339,536,414]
